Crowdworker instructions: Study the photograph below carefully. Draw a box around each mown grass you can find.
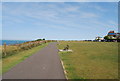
[58,41,118,79]
[1,43,48,74]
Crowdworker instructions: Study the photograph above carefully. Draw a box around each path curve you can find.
[3,42,66,79]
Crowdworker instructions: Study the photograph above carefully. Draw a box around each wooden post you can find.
[4,43,7,57]
[16,41,19,52]
[17,44,20,52]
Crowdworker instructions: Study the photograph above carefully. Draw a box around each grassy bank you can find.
[0,46,2,75]
[2,43,48,74]
[58,41,118,79]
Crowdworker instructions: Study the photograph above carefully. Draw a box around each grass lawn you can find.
[58,41,118,79]
[2,43,48,74]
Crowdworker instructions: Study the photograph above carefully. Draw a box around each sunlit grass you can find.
[58,41,118,79]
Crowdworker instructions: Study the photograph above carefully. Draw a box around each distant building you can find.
[94,36,105,42]
[107,31,116,36]
[104,31,120,42]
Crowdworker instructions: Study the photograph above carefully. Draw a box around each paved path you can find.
[3,42,66,79]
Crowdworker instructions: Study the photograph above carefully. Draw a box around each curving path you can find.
[3,42,66,79]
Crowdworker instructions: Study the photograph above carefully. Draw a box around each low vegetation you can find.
[2,40,48,58]
[58,41,118,79]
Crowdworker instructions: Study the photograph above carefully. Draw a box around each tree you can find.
[35,38,45,41]
[43,38,45,40]
[104,36,109,40]
[36,39,42,41]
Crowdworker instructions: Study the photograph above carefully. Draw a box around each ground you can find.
[2,43,48,74]
[58,41,118,79]
[3,42,65,79]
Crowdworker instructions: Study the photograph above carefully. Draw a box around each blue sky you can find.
[0,2,2,40]
[2,0,120,2]
[2,2,118,40]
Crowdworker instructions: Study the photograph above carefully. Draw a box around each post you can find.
[17,44,20,52]
[4,42,7,57]
[17,41,19,52]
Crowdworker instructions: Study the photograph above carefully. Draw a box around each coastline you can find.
[0,40,31,45]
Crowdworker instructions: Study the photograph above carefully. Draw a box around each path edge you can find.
[60,59,68,80]
[56,42,68,80]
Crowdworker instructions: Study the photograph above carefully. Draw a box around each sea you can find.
[0,40,31,45]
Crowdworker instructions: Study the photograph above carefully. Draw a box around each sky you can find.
[2,0,120,2]
[0,2,2,40]
[2,2,118,40]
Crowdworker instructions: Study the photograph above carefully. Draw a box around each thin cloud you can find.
[2,2,113,29]
[2,2,118,40]
[80,12,99,18]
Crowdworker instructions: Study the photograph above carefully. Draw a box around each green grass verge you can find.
[0,46,2,75]
[2,43,48,74]
[58,41,118,79]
